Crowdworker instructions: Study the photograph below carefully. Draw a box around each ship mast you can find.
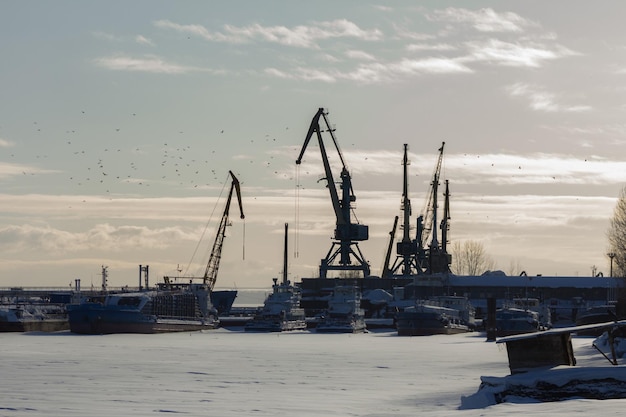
[282,223,289,285]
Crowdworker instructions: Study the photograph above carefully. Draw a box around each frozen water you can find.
[1,329,625,416]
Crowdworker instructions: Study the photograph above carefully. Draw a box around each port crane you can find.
[165,170,245,291]
[382,142,450,277]
[203,170,245,290]
[421,142,451,274]
[296,108,370,278]
[382,144,423,277]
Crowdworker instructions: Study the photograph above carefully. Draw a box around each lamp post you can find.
[608,252,616,277]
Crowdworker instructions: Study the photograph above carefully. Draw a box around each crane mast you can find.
[385,144,422,276]
[203,170,245,290]
[381,216,399,278]
[421,142,451,274]
[296,108,370,278]
[384,142,451,277]
[422,142,445,251]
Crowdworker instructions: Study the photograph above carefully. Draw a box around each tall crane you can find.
[383,142,450,277]
[203,170,245,290]
[383,144,422,277]
[296,108,370,278]
[419,142,451,274]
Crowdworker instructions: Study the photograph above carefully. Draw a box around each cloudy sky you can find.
[2,1,626,289]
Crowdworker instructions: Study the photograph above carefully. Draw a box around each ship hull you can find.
[315,319,366,334]
[211,290,237,315]
[244,318,307,332]
[396,311,469,336]
[0,319,68,333]
[67,303,218,335]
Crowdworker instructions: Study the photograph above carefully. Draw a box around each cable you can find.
[185,172,228,276]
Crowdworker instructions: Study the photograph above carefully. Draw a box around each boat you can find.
[211,290,238,315]
[67,280,219,334]
[0,303,68,332]
[575,303,617,336]
[396,295,475,336]
[315,285,367,333]
[493,297,552,337]
[244,279,306,332]
[164,170,245,316]
[245,223,307,332]
[495,306,541,337]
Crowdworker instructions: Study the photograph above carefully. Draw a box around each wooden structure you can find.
[497,321,626,374]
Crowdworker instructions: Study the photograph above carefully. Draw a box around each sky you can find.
[2,1,626,289]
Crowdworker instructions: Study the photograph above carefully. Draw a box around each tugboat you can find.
[396,295,475,336]
[245,224,307,332]
[315,285,367,333]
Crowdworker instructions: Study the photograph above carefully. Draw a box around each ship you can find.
[493,297,552,337]
[396,295,475,336]
[245,224,307,332]
[163,170,245,317]
[315,285,367,333]
[494,306,541,337]
[244,278,306,332]
[575,303,617,336]
[0,303,68,332]
[67,280,219,334]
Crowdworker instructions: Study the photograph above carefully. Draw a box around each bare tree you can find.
[450,240,496,276]
[608,186,626,277]
[507,259,525,276]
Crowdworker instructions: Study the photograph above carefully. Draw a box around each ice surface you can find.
[1,330,625,416]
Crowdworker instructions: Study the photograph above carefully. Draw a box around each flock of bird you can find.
[6,110,298,201]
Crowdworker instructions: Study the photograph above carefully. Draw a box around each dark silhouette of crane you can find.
[165,170,244,290]
[382,144,422,277]
[296,108,370,278]
[382,143,450,277]
[203,170,245,290]
[422,143,451,274]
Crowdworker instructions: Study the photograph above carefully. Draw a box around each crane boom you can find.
[421,142,445,250]
[296,108,370,278]
[203,170,245,290]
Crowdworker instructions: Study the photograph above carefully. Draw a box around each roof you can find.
[448,274,622,289]
[496,320,626,344]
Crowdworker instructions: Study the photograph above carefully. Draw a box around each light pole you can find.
[608,252,616,277]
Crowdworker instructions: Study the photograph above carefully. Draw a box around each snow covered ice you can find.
[1,329,626,416]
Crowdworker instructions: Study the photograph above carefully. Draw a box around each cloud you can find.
[444,153,623,186]
[428,7,533,33]
[154,19,382,49]
[92,31,124,42]
[506,83,592,112]
[345,50,376,61]
[465,39,577,68]
[266,56,472,84]
[135,35,154,46]
[0,162,59,179]
[406,43,456,52]
[0,138,14,147]
[93,55,206,74]
[296,149,626,187]
[0,223,198,254]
